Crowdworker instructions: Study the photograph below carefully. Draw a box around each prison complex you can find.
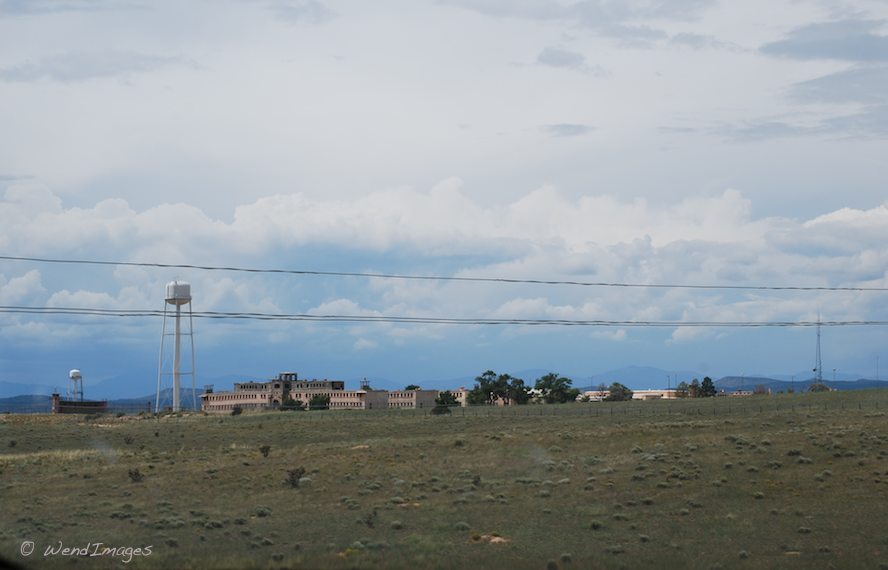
[199,372,440,413]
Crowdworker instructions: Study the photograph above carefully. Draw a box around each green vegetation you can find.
[604,382,633,401]
[2,390,888,568]
[280,397,305,411]
[699,376,717,398]
[534,373,580,404]
[432,391,459,415]
[308,394,331,411]
[467,370,530,405]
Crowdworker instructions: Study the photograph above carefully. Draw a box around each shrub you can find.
[286,467,306,488]
[231,406,243,416]
[308,394,330,411]
[259,445,271,458]
[128,468,144,483]
[433,391,458,415]
[280,398,305,411]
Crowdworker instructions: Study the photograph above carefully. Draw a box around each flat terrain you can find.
[2,391,888,569]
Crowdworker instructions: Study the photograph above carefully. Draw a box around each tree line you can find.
[674,377,717,398]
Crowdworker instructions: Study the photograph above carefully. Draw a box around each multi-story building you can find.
[200,372,388,413]
[446,387,469,407]
[388,389,439,410]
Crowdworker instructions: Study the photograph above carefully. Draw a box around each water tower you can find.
[156,281,196,413]
[68,369,84,401]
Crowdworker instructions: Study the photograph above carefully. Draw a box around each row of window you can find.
[206,394,266,401]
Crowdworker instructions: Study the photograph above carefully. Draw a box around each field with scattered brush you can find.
[2,390,888,569]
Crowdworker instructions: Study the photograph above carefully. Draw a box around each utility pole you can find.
[814,315,823,383]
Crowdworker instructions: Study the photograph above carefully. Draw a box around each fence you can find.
[227,391,888,422]
[1,401,155,415]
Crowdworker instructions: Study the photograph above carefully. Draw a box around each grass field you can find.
[2,390,888,569]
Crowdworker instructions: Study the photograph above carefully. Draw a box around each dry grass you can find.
[1,390,888,569]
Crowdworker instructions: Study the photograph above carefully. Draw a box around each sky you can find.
[2,0,888,395]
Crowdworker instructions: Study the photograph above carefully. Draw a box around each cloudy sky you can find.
[2,0,888,394]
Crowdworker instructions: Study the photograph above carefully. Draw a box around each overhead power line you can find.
[2,305,887,328]
[1,254,886,292]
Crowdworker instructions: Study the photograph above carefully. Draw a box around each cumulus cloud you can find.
[0,51,192,82]
[3,180,888,354]
[0,270,44,303]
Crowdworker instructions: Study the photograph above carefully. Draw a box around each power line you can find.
[2,305,887,327]
[2,254,886,292]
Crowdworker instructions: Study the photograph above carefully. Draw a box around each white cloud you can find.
[591,328,627,341]
[0,269,44,303]
[353,338,377,351]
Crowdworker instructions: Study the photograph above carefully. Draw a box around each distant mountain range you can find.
[713,376,888,393]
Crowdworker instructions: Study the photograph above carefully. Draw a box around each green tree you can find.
[432,391,459,415]
[466,385,487,405]
[675,381,689,398]
[280,397,305,411]
[467,370,497,405]
[604,382,633,402]
[808,382,831,393]
[534,373,580,404]
[699,376,717,398]
[404,384,420,391]
[467,371,530,405]
[308,394,330,410]
[505,376,531,405]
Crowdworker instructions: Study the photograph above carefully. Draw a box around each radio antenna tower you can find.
[813,313,823,383]
[156,281,196,413]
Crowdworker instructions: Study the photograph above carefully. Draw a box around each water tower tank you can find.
[69,369,82,380]
[165,281,192,306]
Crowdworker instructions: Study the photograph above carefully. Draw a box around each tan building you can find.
[581,389,679,401]
[449,387,469,407]
[388,389,439,409]
[200,372,387,413]
[632,389,678,400]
